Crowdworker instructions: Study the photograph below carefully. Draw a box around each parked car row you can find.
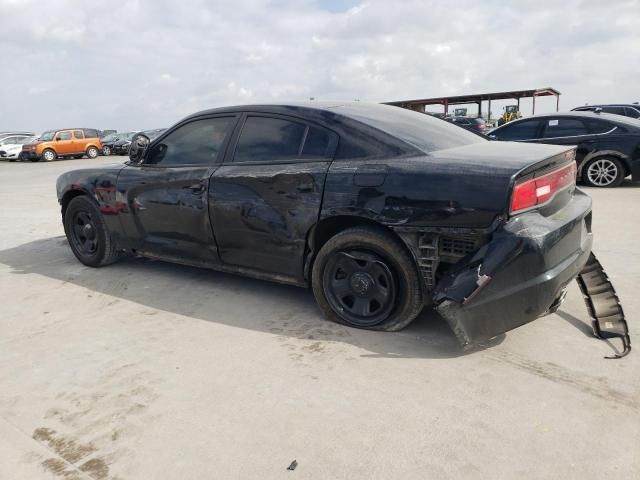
[0,128,166,162]
[101,129,166,156]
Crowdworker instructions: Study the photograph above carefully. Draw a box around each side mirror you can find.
[129,133,150,163]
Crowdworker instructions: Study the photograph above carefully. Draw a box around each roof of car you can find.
[185,101,413,123]
[574,104,640,108]
[494,110,640,129]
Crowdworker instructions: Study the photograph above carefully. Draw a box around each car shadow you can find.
[0,236,505,360]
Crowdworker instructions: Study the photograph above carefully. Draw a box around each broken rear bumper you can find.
[434,189,593,346]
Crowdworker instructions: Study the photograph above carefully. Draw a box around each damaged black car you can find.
[56,103,593,346]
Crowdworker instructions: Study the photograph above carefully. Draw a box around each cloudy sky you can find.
[1,0,639,132]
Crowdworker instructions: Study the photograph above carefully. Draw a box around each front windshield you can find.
[40,131,54,141]
[123,132,136,141]
[102,134,118,142]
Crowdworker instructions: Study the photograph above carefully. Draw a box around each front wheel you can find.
[86,146,99,159]
[42,149,56,161]
[63,196,120,267]
[102,145,111,156]
[312,226,423,331]
[582,157,624,187]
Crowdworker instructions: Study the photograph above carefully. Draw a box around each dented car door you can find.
[208,113,338,281]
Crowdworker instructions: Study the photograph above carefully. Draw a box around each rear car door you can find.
[116,115,238,264]
[209,113,338,280]
[72,130,85,153]
[535,117,592,163]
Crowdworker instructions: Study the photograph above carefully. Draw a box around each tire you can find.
[63,196,120,267]
[42,149,56,161]
[86,146,99,159]
[102,145,111,156]
[582,157,624,188]
[311,226,423,331]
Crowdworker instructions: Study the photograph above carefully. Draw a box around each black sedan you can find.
[110,132,137,156]
[56,103,592,346]
[489,111,640,187]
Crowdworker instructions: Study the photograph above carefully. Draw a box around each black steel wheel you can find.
[323,250,396,327]
[63,196,120,267]
[312,226,423,331]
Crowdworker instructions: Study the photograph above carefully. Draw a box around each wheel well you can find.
[304,215,412,280]
[60,190,87,218]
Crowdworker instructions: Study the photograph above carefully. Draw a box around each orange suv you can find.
[22,128,102,162]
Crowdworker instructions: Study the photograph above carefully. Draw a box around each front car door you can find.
[115,115,238,265]
[54,130,74,155]
[490,119,543,142]
[209,113,338,281]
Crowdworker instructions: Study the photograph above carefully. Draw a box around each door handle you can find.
[186,182,205,193]
[296,183,314,192]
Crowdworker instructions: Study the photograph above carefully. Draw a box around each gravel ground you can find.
[0,157,638,479]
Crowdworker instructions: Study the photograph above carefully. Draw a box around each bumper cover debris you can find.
[577,253,631,359]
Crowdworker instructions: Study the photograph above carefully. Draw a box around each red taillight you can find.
[510,162,577,214]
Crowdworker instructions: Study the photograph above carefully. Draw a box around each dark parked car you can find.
[572,104,640,119]
[110,132,137,155]
[445,116,487,134]
[56,103,592,346]
[100,133,119,156]
[489,111,640,187]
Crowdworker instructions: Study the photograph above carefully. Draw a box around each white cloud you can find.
[0,0,639,131]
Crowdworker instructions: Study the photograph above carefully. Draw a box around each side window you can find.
[493,120,541,140]
[542,118,588,138]
[624,107,640,119]
[302,126,334,157]
[146,117,235,166]
[56,131,72,141]
[602,106,625,116]
[234,116,306,163]
[587,119,616,135]
[74,130,84,139]
[84,129,98,138]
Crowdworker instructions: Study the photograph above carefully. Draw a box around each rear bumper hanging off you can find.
[434,190,593,347]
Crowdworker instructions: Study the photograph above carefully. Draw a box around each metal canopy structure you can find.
[384,87,561,119]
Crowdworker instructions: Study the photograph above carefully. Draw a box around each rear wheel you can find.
[102,145,111,156]
[312,226,423,331]
[86,146,99,159]
[63,196,120,267]
[42,149,56,161]
[582,157,624,187]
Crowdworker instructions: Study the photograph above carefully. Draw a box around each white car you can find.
[0,135,37,161]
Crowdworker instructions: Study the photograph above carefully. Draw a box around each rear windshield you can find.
[332,103,485,153]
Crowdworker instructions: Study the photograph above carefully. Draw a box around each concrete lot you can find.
[0,157,638,479]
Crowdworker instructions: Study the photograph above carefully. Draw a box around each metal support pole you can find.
[488,99,491,121]
[556,94,560,112]
[444,100,448,115]
[532,94,536,115]
[477,101,482,118]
